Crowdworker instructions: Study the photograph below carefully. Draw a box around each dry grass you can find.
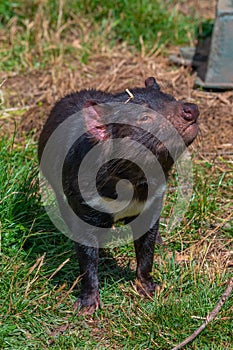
[1,0,232,282]
[2,0,231,169]
[1,0,226,156]
[0,1,232,347]
[1,49,233,156]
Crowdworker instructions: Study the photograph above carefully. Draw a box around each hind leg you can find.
[132,220,161,296]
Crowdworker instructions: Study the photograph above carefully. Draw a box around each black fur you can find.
[38,77,199,314]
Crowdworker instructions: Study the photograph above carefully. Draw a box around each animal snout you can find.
[182,103,199,122]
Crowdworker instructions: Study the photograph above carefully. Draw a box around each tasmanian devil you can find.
[38,77,199,314]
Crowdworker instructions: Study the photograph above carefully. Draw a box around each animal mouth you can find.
[183,121,198,144]
[186,120,198,130]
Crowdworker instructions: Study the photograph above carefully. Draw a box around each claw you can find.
[73,293,100,315]
[135,278,160,298]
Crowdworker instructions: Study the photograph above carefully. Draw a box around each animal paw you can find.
[135,278,160,298]
[73,291,100,315]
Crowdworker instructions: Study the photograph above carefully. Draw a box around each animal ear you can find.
[83,101,110,141]
[145,77,160,90]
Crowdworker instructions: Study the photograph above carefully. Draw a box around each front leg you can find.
[132,220,160,297]
[74,242,100,315]
[55,194,103,314]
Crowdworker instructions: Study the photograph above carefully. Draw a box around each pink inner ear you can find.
[91,125,109,140]
[83,102,109,141]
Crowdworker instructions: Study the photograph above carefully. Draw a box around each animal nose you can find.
[182,103,199,122]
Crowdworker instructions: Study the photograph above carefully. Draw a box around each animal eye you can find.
[140,115,151,122]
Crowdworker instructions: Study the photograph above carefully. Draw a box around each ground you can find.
[1,12,232,156]
[0,0,232,348]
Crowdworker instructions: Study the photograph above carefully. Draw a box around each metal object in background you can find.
[170,0,233,90]
[195,0,233,89]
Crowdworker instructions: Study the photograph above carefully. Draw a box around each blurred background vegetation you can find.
[0,0,203,72]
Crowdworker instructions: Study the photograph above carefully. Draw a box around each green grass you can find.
[77,0,198,47]
[0,2,231,348]
[0,0,205,72]
[0,136,232,349]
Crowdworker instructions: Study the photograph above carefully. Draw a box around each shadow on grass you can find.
[13,174,135,293]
